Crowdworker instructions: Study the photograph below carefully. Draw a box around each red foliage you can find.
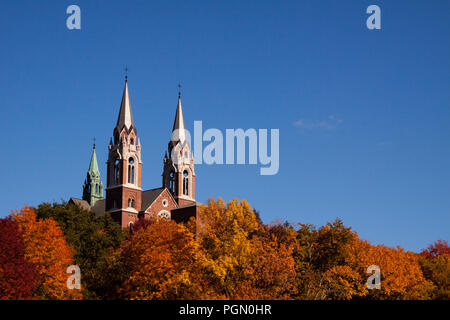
[420,240,450,259]
[0,217,39,300]
[131,217,154,233]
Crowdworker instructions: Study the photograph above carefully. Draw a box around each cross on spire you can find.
[177,82,182,98]
[93,137,96,149]
[124,66,128,82]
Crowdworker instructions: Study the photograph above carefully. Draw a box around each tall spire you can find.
[171,95,186,144]
[88,144,100,175]
[163,87,196,206]
[83,144,103,206]
[116,80,134,131]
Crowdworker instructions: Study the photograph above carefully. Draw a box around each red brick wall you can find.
[121,187,142,211]
[177,198,196,208]
[144,189,178,218]
[111,210,139,229]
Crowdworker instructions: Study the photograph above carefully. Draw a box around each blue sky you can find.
[0,0,448,252]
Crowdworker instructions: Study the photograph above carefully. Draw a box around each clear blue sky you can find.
[0,1,448,252]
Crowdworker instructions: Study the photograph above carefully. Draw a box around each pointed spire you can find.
[88,144,100,175]
[171,95,186,144]
[83,143,103,206]
[116,80,134,131]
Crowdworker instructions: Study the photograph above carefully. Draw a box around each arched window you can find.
[128,198,135,208]
[128,221,134,232]
[128,158,135,184]
[183,171,189,196]
[169,171,175,193]
[130,138,134,145]
[95,184,98,192]
[114,160,120,184]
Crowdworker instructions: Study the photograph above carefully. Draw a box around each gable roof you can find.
[91,199,106,217]
[68,198,91,212]
[69,197,106,218]
[141,188,165,211]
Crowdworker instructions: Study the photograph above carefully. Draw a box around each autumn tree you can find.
[419,240,450,299]
[12,207,82,300]
[35,201,126,299]
[331,234,435,300]
[293,218,355,300]
[0,217,39,300]
[197,198,297,299]
[118,218,214,299]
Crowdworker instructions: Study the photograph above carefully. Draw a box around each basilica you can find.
[69,79,198,228]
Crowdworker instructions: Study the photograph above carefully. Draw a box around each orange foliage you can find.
[340,234,434,299]
[120,219,213,299]
[12,207,82,300]
[236,235,297,299]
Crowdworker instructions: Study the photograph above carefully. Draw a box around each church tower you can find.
[105,79,142,227]
[162,92,196,207]
[82,144,104,206]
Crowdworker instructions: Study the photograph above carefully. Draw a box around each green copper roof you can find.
[83,144,104,206]
[88,146,100,175]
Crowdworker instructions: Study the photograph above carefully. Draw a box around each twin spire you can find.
[115,78,186,144]
[116,80,134,132]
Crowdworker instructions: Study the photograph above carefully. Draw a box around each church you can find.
[69,78,199,229]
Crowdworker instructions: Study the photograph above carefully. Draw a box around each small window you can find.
[183,171,189,196]
[114,160,120,184]
[128,221,134,231]
[128,158,135,184]
[130,138,134,145]
[162,199,168,207]
[169,171,175,193]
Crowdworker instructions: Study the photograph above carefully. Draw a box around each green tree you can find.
[419,240,450,299]
[35,201,126,299]
[293,218,355,299]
